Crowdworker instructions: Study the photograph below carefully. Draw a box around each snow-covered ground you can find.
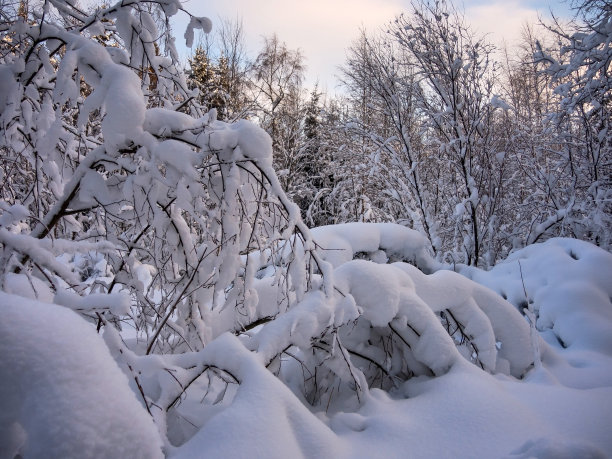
[2,232,611,458]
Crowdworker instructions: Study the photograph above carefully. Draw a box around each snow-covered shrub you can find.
[0,0,327,450]
[531,1,611,250]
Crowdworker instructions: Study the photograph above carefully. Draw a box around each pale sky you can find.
[175,0,570,93]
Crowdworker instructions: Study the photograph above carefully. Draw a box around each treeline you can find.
[190,0,611,267]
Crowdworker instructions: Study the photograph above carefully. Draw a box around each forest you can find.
[0,0,611,457]
[183,1,610,266]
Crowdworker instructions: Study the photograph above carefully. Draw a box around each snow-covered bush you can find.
[0,0,328,449]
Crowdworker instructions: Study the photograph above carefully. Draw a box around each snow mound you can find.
[460,238,612,387]
[507,437,607,459]
[0,292,163,458]
[460,238,612,349]
[172,334,344,458]
[393,262,533,377]
[168,234,612,456]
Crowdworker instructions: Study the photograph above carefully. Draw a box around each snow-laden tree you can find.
[0,0,537,454]
[296,85,335,225]
[330,0,611,266]
[300,96,370,226]
[187,46,226,116]
[0,0,333,447]
[339,29,439,250]
[497,26,564,251]
[0,0,316,351]
[335,1,509,266]
[534,0,612,249]
[248,37,335,223]
[390,0,502,267]
[248,35,307,198]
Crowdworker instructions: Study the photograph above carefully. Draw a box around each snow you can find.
[100,64,146,149]
[344,364,612,458]
[0,292,163,458]
[231,119,274,168]
[0,64,19,124]
[170,348,612,458]
[311,222,438,272]
[162,236,612,457]
[508,437,607,459]
[184,16,213,48]
[144,107,202,136]
[394,263,534,377]
[54,289,132,315]
[3,226,612,458]
[0,228,79,284]
[459,238,612,354]
[491,94,512,110]
[208,119,274,167]
[2,273,54,303]
[171,334,344,459]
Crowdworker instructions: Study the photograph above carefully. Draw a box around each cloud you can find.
[177,0,566,93]
[181,0,405,91]
[464,1,541,50]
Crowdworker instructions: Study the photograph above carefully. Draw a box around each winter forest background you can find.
[0,0,611,457]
